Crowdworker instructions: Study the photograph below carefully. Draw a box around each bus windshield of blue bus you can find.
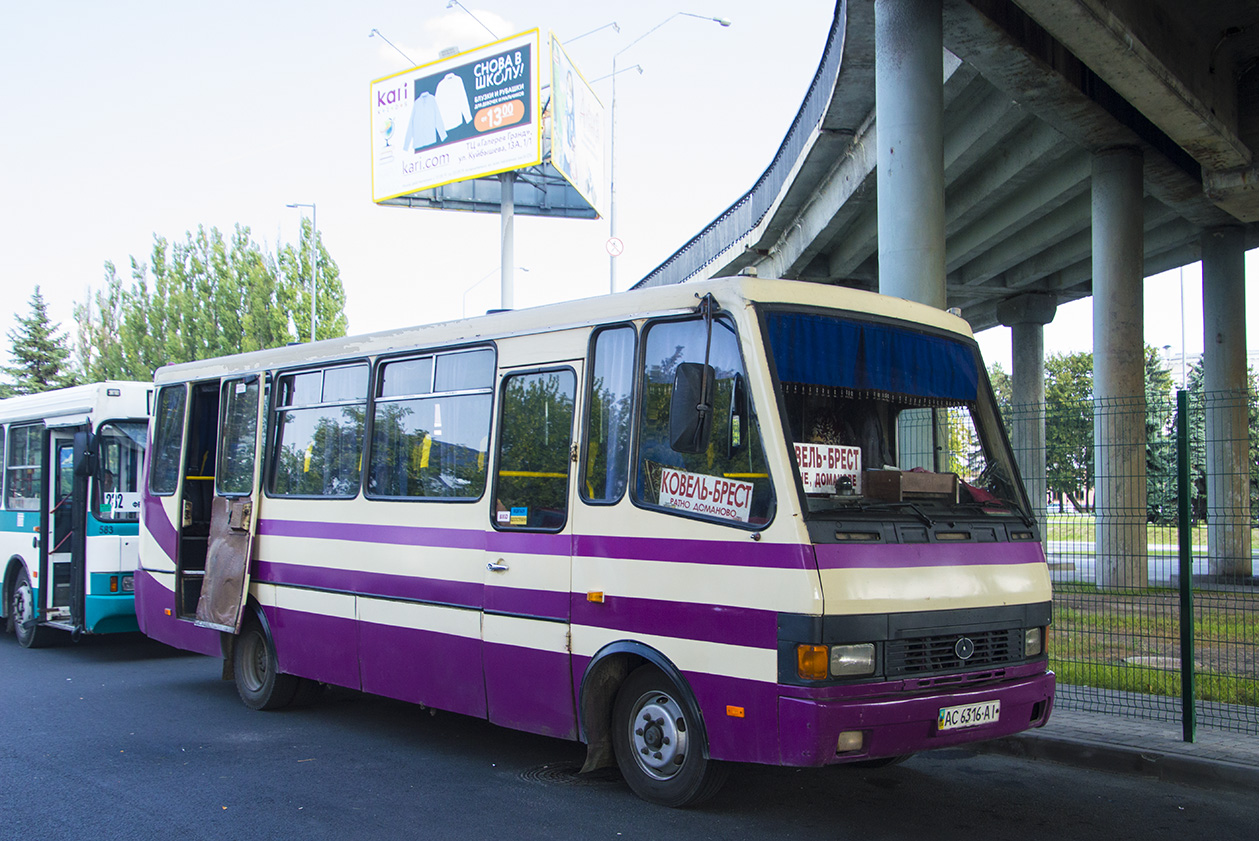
[765,310,1030,522]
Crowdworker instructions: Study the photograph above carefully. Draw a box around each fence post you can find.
[1176,388,1196,743]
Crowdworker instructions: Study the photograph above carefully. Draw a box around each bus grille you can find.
[885,628,1021,675]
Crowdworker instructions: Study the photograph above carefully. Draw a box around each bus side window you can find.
[6,423,44,511]
[634,316,776,527]
[270,364,368,498]
[492,369,576,531]
[150,385,187,496]
[582,325,635,504]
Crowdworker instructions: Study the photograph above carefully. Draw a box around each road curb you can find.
[972,731,1259,795]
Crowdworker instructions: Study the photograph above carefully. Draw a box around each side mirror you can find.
[73,431,98,478]
[669,362,715,454]
[727,372,747,458]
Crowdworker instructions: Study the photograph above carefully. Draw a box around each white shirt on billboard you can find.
[436,73,472,130]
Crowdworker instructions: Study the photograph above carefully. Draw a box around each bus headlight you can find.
[122,575,135,593]
[1025,627,1043,657]
[830,643,876,676]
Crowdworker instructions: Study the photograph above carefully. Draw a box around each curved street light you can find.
[608,13,731,294]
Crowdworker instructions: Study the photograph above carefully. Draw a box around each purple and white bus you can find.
[136,276,1053,806]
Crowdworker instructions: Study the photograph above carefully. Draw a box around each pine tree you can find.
[3,286,79,395]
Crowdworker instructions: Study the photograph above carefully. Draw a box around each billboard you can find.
[371,30,543,202]
[548,33,606,218]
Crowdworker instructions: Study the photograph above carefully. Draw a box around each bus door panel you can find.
[41,432,76,620]
[195,376,263,633]
[482,365,579,739]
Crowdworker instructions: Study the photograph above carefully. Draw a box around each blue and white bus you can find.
[1,382,150,647]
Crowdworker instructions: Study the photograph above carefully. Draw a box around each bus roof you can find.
[152,276,974,385]
[0,381,151,427]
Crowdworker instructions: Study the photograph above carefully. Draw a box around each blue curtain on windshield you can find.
[766,312,978,402]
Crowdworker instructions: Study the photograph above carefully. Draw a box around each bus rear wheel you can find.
[12,569,52,649]
[611,665,728,807]
[233,617,298,710]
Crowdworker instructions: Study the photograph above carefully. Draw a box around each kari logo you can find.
[954,637,975,660]
[377,84,408,107]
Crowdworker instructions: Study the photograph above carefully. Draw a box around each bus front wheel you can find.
[611,665,728,807]
[12,569,52,649]
[233,617,298,710]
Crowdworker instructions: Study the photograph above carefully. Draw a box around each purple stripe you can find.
[571,594,779,649]
[815,541,1045,570]
[258,518,487,551]
[254,560,483,609]
[485,585,569,620]
[257,518,816,570]
[141,491,178,562]
[576,533,816,569]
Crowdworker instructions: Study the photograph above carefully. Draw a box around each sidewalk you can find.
[972,706,1259,794]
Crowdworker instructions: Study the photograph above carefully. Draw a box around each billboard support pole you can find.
[501,171,516,310]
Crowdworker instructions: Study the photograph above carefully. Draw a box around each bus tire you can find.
[12,569,52,649]
[233,616,298,710]
[611,665,728,807]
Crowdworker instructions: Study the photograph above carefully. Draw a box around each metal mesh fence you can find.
[1004,389,1259,736]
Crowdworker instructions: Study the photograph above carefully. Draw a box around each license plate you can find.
[937,700,1001,731]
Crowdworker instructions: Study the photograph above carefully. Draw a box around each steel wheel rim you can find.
[14,580,33,629]
[627,691,690,781]
[241,631,268,692]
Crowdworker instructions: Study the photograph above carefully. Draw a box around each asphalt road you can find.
[2,631,1252,840]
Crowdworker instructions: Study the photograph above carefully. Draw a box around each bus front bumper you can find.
[777,668,1055,766]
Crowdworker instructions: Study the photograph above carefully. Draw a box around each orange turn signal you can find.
[586,591,605,603]
[797,644,829,680]
[726,705,745,718]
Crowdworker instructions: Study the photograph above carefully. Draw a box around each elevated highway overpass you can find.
[634,0,1259,586]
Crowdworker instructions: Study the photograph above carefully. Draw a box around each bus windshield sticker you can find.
[510,506,528,525]
[793,443,862,495]
[496,509,511,524]
[658,466,753,523]
[101,491,142,515]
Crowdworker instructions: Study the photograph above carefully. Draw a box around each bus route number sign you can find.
[101,492,142,515]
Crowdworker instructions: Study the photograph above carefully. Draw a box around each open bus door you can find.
[37,427,94,635]
[194,376,264,633]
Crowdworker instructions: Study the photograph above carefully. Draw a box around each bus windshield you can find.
[764,309,1029,522]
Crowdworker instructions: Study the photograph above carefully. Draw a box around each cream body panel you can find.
[820,562,1053,615]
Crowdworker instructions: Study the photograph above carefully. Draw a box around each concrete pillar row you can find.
[1091,147,1147,590]
[998,293,1058,542]
[1200,226,1252,580]
[874,0,946,309]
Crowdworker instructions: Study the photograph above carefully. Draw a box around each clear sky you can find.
[1,0,1254,375]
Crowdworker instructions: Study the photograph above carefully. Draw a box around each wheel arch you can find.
[577,641,709,773]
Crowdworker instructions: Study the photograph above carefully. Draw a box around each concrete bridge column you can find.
[998,293,1058,542]
[1092,147,1147,590]
[1201,226,1252,580]
[875,0,946,308]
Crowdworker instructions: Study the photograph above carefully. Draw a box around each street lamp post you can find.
[286,202,317,342]
[608,12,730,294]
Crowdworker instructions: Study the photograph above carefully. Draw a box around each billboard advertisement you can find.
[371,30,542,202]
[548,33,606,218]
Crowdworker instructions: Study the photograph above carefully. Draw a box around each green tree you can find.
[75,223,348,380]
[4,286,80,395]
[1044,351,1094,512]
[1144,346,1178,523]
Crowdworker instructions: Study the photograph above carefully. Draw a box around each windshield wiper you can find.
[826,498,936,527]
